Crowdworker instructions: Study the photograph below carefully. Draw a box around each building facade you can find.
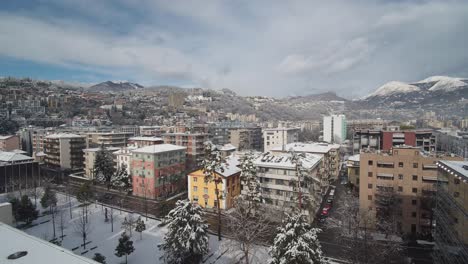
[127,136,164,148]
[347,154,360,189]
[44,133,86,170]
[162,132,208,171]
[131,144,186,199]
[85,132,133,148]
[187,155,241,210]
[263,127,299,152]
[0,152,40,194]
[433,160,468,264]
[359,147,462,235]
[82,147,120,180]
[0,135,20,152]
[230,128,263,151]
[323,114,347,144]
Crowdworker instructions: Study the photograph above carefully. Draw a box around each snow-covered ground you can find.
[14,193,267,264]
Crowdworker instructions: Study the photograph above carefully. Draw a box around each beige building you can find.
[263,127,299,152]
[0,135,20,152]
[433,160,468,263]
[85,132,133,148]
[83,147,120,179]
[127,136,164,148]
[44,133,86,170]
[359,147,462,235]
[347,154,360,188]
[230,128,263,151]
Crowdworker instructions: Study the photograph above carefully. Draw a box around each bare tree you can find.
[227,197,271,264]
[73,207,92,249]
[58,209,66,241]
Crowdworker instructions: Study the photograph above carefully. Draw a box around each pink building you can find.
[131,144,186,199]
[0,135,20,152]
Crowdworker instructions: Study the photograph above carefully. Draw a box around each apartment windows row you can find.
[368,160,420,168]
[258,167,296,176]
[368,172,423,182]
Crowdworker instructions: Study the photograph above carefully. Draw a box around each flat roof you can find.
[438,160,468,181]
[162,132,208,136]
[0,222,98,264]
[348,154,360,162]
[270,142,340,154]
[45,133,84,139]
[129,136,163,141]
[132,144,186,154]
[263,127,300,132]
[83,147,121,152]
[254,153,322,170]
[0,152,34,162]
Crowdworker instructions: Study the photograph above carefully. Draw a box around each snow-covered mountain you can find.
[87,81,144,92]
[361,76,468,107]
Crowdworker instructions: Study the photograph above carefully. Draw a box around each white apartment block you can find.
[263,127,299,152]
[323,114,347,144]
[252,152,324,222]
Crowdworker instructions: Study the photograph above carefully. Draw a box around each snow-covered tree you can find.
[158,200,209,264]
[111,164,132,193]
[200,142,225,240]
[41,186,58,237]
[94,144,115,190]
[115,232,135,264]
[134,217,146,240]
[17,195,39,224]
[239,152,261,208]
[289,149,313,211]
[268,213,325,264]
[121,215,136,237]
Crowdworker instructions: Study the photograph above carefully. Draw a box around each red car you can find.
[324,204,332,210]
[321,208,329,216]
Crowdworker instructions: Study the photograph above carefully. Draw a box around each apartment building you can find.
[0,135,20,151]
[115,125,140,136]
[188,155,241,209]
[131,144,186,199]
[139,126,163,136]
[270,142,341,182]
[353,129,436,153]
[127,136,164,148]
[85,132,133,148]
[347,154,360,188]
[83,147,120,180]
[253,152,324,222]
[359,146,462,235]
[114,146,137,175]
[230,128,263,151]
[44,133,86,170]
[263,127,299,152]
[162,132,208,171]
[323,114,347,144]
[433,160,468,263]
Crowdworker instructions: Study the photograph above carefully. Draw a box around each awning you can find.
[377,162,394,166]
[423,164,437,169]
[422,176,438,181]
[377,173,394,178]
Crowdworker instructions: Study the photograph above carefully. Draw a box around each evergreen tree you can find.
[200,142,225,240]
[92,253,107,264]
[94,144,116,190]
[17,195,39,224]
[239,152,261,209]
[269,213,325,264]
[40,186,58,209]
[9,197,20,222]
[76,182,94,204]
[134,217,146,240]
[158,200,209,264]
[115,232,135,264]
[111,164,132,193]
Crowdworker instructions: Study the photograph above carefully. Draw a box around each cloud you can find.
[0,0,467,98]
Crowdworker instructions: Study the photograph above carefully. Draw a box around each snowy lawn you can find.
[17,193,268,264]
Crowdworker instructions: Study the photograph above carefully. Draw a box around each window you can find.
[193,186,198,192]
[412,212,417,218]
[455,178,460,184]
[214,200,218,207]
[398,186,403,192]
[368,160,373,166]
[454,192,460,198]
[276,179,284,185]
[276,190,282,195]
[368,184,373,189]
[204,188,208,194]
[368,172,373,177]
[368,195,372,201]
[193,195,199,202]
[412,175,418,181]
[398,174,403,180]
[412,188,417,193]
[411,224,416,233]
[193,177,197,182]
[413,163,418,168]
[399,162,404,167]
[412,199,417,205]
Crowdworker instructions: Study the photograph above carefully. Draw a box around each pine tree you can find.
[92,253,107,264]
[115,232,135,264]
[41,186,58,237]
[17,195,39,224]
[134,217,146,240]
[200,142,225,240]
[94,144,116,190]
[111,164,133,193]
[239,152,261,209]
[158,200,209,264]
[269,213,325,264]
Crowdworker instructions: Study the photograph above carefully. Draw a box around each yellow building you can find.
[188,156,241,210]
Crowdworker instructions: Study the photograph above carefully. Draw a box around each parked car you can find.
[326,198,333,205]
[321,208,329,216]
[324,204,332,210]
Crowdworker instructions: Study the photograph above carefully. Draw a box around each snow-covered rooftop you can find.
[438,160,468,181]
[219,144,236,151]
[132,144,186,154]
[83,147,121,153]
[0,135,17,140]
[45,133,84,139]
[254,153,322,170]
[263,127,300,132]
[0,152,34,162]
[217,155,241,177]
[270,142,340,154]
[128,136,163,141]
[348,154,360,162]
[0,222,98,264]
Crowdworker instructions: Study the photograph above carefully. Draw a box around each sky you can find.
[1,0,468,98]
